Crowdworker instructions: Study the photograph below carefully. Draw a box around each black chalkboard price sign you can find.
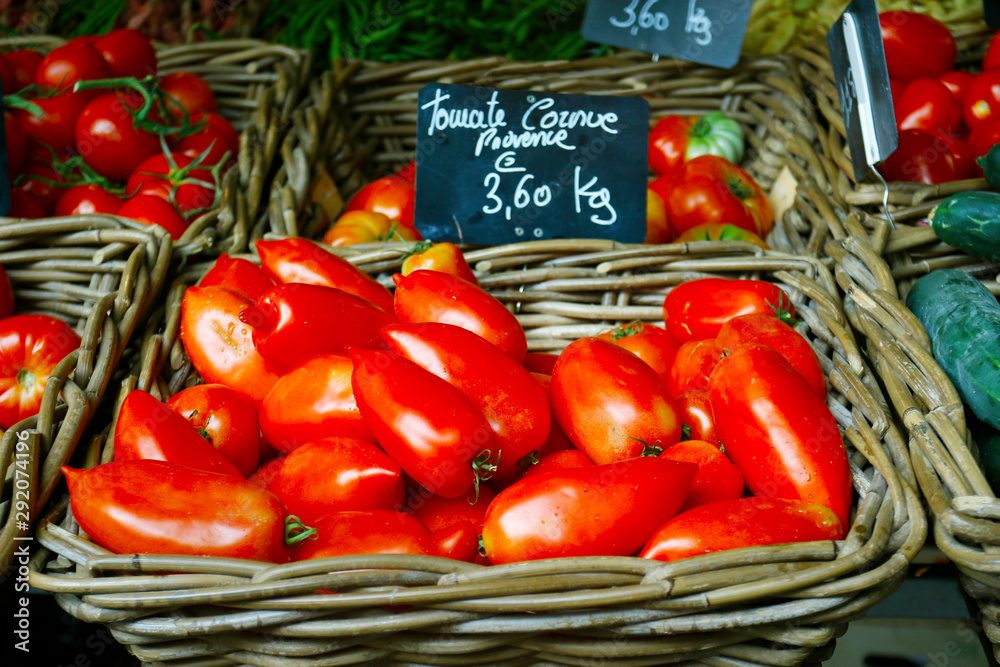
[413,83,649,245]
[987,0,1000,28]
[581,0,752,69]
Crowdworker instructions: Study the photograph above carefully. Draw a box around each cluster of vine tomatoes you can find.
[0,265,82,432]
[878,11,1000,184]
[3,29,238,238]
[63,237,850,566]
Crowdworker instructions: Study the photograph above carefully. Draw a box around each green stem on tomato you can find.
[284,515,317,546]
[471,449,499,504]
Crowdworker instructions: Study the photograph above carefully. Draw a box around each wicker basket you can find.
[1,35,311,259]
[261,53,846,260]
[793,21,1000,300]
[28,235,925,666]
[0,217,171,575]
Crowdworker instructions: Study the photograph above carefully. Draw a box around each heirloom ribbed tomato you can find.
[664,277,797,342]
[481,457,697,564]
[350,347,497,499]
[114,389,243,478]
[392,270,527,362]
[640,497,844,562]
[381,322,549,479]
[0,314,81,429]
[708,344,852,527]
[260,354,374,453]
[63,460,290,562]
[551,337,681,464]
[256,238,394,313]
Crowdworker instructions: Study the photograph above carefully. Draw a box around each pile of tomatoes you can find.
[63,238,850,566]
[0,265,82,432]
[645,112,773,247]
[3,29,238,238]
[877,11,1000,184]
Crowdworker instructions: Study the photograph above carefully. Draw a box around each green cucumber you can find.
[906,269,1000,430]
[977,142,1000,190]
[930,191,1000,262]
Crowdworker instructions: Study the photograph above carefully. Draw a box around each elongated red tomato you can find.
[523,352,559,375]
[179,286,282,409]
[114,389,243,477]
[262,438,404,522]
[0,314,81,429]
[659,440,744,511]
[597,322,679,387]
[292,510,437,561]
[392,270,527,362]
[675,388,718,443]
[715,313,827,398]
[552,337,681,464]
[429,521,480,562]
[256,238,393,313]
[345,175,416,228]
[260,354,373,453]
[530,372,576,459]
[640,497,844,562]
[350,348,496,499]
[708,344,852,527]
[482,457,697,564]
[63,460,290,562]
[401,241,478,284]
[241,283,396,371]
[165,384,261,477]
[664,278,797,342]
[381,322,549,478]
[199,253,276,301]
[410,486,496,563]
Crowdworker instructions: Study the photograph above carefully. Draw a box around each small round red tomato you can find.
[645,188,672,244]
[675,388,717,443]
[35,40,111,93]
[117,195,190,240]
[968,121,1000,177]
[0,56,13,96]
[166,384,261,478]
[895,78,962,135]
[0,314,81,429]
[16,154,69,215]
[667,339,718,397]
[984,29,1000,72]
[345,175,416,228]
[663,277,797,342]
[8,190,46,219]
[656,155,773,238]
[262,438,405,522]
[964,70,1000,134]
[76,90,161,182]
[259,354,374,453]
[879,11,956,82]
[878,129,959,184]
[173,112,240,168]
[93,29,158,79]
[54,184,123,216]
[934,131,973,180]
[126,152,217,214]
[939,70,974,103]
[4,49,43,92]
[552,337,681,464]
[158,71,217,119]
[597,321,679,388]
[14,92,91,153]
